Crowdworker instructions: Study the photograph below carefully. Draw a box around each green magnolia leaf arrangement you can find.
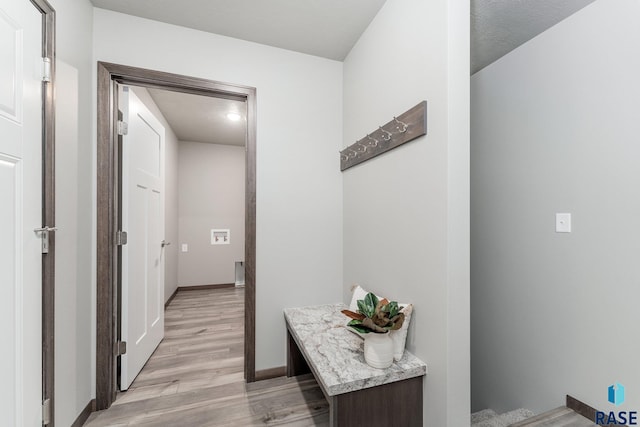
[341,292,405,334]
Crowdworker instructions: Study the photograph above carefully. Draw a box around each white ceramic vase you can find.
[363,331,394,369]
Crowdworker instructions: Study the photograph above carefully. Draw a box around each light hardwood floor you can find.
[511,407,597,426]
[85,287,329,426]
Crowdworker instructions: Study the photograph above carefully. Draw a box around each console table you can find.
[284,304,427,426]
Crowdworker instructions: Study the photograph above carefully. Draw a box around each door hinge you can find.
[116,231,128,246]
[34,226,57,254]
[42,57,51,83]
[117,341,127,356]
[117,120,128,136]
[42,398,51,425]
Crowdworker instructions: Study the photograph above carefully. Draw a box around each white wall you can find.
[164,110,179,302]
[50,0,94,425]
[342,0,470,425]
[93,8,344,370]
[471,0,640,414]
[130,86,180,303]
[178,141,245,286]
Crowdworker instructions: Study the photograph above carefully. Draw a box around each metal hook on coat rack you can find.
[379,126,392,141]
[393,116,408,133]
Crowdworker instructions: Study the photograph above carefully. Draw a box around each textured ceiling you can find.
[471,0,597,74]
[146,88,246,146]
[90,0,386,61]
[106,0,600,136]
[93,0,598,73]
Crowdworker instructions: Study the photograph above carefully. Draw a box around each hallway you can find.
[85,287,329,426]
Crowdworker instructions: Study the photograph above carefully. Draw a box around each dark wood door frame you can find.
[30,0,56,424]
[96,62,257,410]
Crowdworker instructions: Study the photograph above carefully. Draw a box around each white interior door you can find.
[120,87,166,390]
[0,0,43,425]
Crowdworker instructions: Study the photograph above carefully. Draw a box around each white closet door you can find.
[120,87,166,390]
[0,0,43,425]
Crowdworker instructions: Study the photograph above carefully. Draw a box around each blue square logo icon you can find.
[609,383,625,406]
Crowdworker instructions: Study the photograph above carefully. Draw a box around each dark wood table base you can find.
[286,329,423,426]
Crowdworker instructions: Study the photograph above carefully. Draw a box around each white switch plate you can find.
[181,244,188,252]
[556,213,571,233]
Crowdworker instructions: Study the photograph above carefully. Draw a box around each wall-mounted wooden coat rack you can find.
[340,101,427,171]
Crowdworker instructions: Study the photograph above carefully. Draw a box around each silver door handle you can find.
[161,240,171,247]
[34,226,57,253]
[34,226,57,233]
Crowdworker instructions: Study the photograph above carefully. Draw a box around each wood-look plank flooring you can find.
[511,407,597,426]
[85,287,329,426]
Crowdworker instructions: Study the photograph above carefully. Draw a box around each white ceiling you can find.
[90,0,387,61]
[107,0,598,138]
[146,88,247,146]
[93,0,598,73]
[471,0,596,74]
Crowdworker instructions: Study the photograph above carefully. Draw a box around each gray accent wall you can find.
[471,0,640,414]
[342,0,470,424]
[178,141,245,286]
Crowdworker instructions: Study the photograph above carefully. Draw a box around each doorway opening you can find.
[96,62,257,410]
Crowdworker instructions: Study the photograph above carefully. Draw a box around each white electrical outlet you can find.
[181,244,188,252]
[556,213,571,233]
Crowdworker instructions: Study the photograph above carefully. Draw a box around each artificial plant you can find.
[342,292,405,334]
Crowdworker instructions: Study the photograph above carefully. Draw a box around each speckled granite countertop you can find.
[284,303,427,396]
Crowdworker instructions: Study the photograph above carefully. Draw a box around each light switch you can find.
[181,244,188,252]
[556,213,571,233]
